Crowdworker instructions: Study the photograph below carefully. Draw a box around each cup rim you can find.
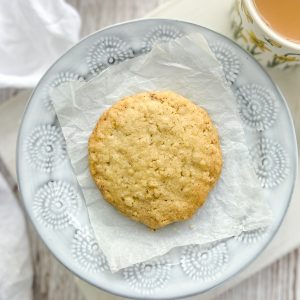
[245,0,300,51]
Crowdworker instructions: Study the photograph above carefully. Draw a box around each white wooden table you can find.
[0,1,299,299]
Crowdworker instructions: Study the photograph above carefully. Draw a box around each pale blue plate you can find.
[17,19,297,299]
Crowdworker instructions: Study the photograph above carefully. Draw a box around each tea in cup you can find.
[232,0,300,68]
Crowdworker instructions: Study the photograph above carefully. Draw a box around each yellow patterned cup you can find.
[231,0,300,68]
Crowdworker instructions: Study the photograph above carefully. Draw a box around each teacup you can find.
[231,0,300,68]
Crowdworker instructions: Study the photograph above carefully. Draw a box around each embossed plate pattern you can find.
[17,19,297,299]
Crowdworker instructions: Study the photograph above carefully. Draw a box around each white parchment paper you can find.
[52,33,273,272]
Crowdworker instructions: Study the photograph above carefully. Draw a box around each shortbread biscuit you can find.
[88,91,222,229]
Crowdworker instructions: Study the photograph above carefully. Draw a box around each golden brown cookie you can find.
[88,91,222,229]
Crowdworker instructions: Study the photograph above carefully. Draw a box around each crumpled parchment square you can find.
[52,33,273,272]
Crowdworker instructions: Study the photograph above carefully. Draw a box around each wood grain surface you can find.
[0,0,299,300]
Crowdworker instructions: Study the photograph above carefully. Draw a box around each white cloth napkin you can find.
[0,0,81,88]
[0,174,33,300]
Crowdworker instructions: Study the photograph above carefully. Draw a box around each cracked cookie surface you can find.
[88,91,222,229]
